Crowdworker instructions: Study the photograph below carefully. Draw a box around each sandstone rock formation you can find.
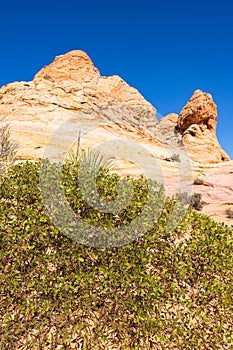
[0,50,157,160]
[154,113,180,146]
[0,50,232,225]
[177,89,230,163]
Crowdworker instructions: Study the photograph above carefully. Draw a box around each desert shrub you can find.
[178,191,203,211]
[226,207,233,219]
[1,161,233,349]
[177,191,190,204]
[190,192,203,210]
[193,177,204,185]
[171,153,181,162]
[0,123,18,175]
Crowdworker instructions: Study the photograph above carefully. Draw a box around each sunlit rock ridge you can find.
[0,50,232,224]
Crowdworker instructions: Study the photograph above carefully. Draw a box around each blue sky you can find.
[0,0,232,158]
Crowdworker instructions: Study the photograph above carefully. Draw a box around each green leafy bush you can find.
[0,161,233,349]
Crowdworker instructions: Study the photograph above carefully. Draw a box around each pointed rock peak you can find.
[177,89,230,163]
[188,89,216,106]
[178,89,217,133]
[34,50,100,83]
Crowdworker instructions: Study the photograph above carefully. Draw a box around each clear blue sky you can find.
[0,0,232,158]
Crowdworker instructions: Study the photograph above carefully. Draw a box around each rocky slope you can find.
[0,50,232,225]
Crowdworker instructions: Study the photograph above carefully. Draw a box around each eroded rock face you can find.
[177,90,230,163]
[0,50,157,160]
[154,113,180,146]
[178,90,217,132]
[0,51,232,225]
[0,53,229,164]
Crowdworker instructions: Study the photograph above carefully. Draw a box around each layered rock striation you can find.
[0,50,157,159]
[0,51,230,164]
[0,50,232,224]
